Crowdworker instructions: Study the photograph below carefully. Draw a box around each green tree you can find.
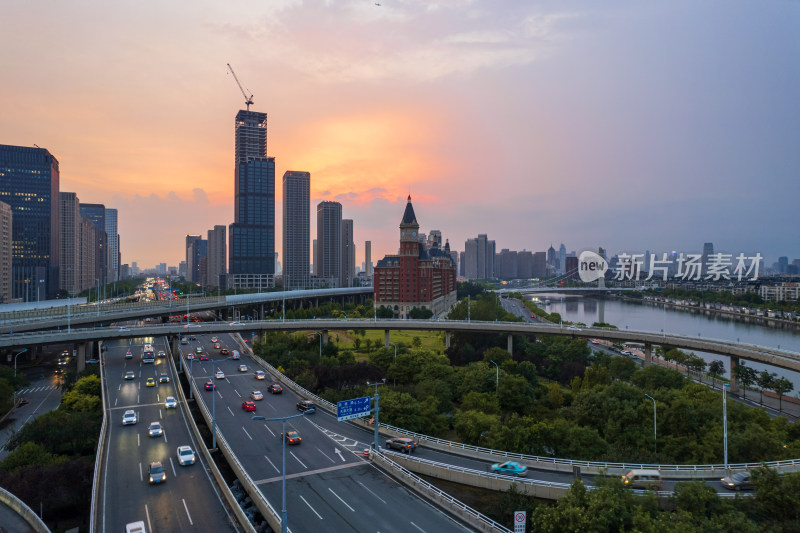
[771,377,794,412]
[733,362,757,392]
[757,370,776,405]
[498,374,534,413]
[453,409,499,444]
[547,382,564,409]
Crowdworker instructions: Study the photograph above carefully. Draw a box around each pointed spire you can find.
[401,195,418,226]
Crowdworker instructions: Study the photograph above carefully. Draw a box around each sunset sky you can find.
[1,1,798,270]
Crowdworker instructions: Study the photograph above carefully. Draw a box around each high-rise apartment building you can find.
[533,251,547,278]
[341,219,355,287]
[316,201,342,287]
[79,215,98,294]
[464,234,495,280]
[282,171,310,290]
[60,192,82,295]
[0,144,60,300]
[80,203,107,287]
[105,208,119,282]
[365,241,372,277]
[185,235,201,281]
[229,110,274,289]
[190,238,207,285]
[0,201,12,303]
[207,225,227,289]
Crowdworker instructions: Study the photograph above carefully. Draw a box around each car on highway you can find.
[177,445,196,466]
[214,343,222,349]
[195,346,204,354]
[232,350,240,360]
[157,350,166,358]
[181,337,188,345]
[186,353,195,360]
[124,371,136,380]
[720,471,754,491]
[238,364,248,372]
[296,400,316,413]
[159,373,170,383]
[250,390,263,400]
[215,370,225,379]
[199,355,209,361]
[210,336,218,343]
[148,461,166,484]
[220,348,230,355]
[568,325,581,331]
[125,521,146,533]
[146,378,155,387]
[86,358,100,364]
[267,383,283,394]
[254,370,266,380]
[148,422,163,437]
[490,461,527,477]
[385,437,418,453]
[122,410,137,425]
[205,381,216,390]
[191,336,197,340]
[242,400,257,412]
[164,396,177,409]
[284,430,302,445]
[125,351,133,359]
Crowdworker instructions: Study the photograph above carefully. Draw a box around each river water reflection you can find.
[533,294,800,388]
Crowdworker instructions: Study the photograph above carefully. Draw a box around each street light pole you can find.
[315,331,322,359]
[489,359,499,393]
[389,342,397,361]
[252,412,308,533]
[13,349,28,377]
[644,393,656,454]
[723,383,729,470]
[367,379,386,450]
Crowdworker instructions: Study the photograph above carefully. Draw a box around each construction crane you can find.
[227,63,254,111]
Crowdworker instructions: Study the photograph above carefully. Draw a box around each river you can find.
[531,294,800,388]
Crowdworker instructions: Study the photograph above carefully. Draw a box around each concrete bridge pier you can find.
[507,334,513,356]
[385,330,390,347]
[644,343,652,366]
[445,332,451,349]
[322,330,329,345]
[171,336,180,358]
[729,356,739,393]
[76,342,87,374]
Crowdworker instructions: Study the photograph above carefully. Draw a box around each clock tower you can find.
[399,195,419,256]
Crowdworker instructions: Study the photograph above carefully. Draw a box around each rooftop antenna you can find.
[227,63,254,111]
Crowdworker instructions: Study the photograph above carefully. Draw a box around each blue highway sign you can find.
[337,396,371,422]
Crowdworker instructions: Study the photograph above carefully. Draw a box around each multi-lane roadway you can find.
[99,336,238,533]
[182,333,472,532]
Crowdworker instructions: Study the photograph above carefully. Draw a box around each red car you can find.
[267,384,283,394]
[199,355,209,361]
[284,430,302,445]
[220,348,230,355]
[204,381,216,391]
[242,401,257,412]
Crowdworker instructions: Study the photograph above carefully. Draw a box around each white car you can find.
[210,336,218,343]
[122,410,137,425]
[164,396,177,408]
[251,390,263,400]
[148,422,163,437]
[239,364,248,372]
[215,370,225,379]
[177,445,196,466]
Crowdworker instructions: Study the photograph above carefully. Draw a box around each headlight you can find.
[149,477,154,482]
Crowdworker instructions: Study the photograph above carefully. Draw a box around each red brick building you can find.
[374,196,458,318]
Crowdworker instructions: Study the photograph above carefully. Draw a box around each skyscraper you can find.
[207,225,227,289]
[0,144,60,300]
[316,201,342,287]
[365,240,372,277]
[341,219,355,287]
[229,110,274,289]
[185,235,201,281]
[464,234,495,280]
[60,192,82,296]
[282,171,310,290]
[0,201,12,303]
[80,203,107,287]
[105,208,119,282]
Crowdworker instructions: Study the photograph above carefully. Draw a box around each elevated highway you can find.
[2,319,799,386]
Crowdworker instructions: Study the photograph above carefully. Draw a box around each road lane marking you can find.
[264,455,280,474]
[290,451,307,469]
[139,462,143,482]
[217,390,223,399]
[316,447,336,463]
[254,462,365,485]
[357,481,387,504]
[328,488,355,512]
[170,457,177,478]
[299,495,323,519]
[114,397,118,406]
[137,433,140,447]
[137,394,140,404]
[159,409,162,420]
[263,423,276,437]
[234,389,242,397]
[164,431,168,443]
[242,427,253,440]
[182,498,194,525]
[410,521,425,532]
[145,504,152,533]
[227,406,235,416]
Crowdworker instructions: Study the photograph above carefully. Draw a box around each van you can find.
[126,521,147,533]
[621,469,662,490]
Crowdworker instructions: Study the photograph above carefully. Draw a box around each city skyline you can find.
[1,1,798,268]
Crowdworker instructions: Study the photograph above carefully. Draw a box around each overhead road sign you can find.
[337,396,371,422]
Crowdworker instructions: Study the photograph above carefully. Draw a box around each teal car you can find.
[491,461,527,477]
